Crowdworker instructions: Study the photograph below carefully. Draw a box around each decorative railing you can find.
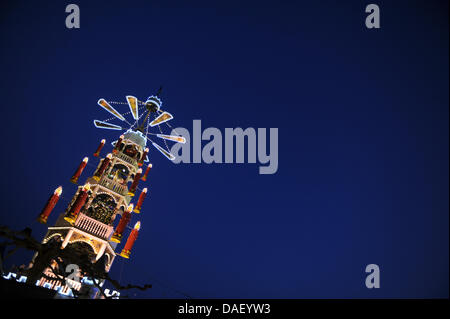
[116,152,137,166]
[75,213,114,240]
[99,176,128,196]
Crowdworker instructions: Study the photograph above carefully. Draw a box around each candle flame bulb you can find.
[141,164,152,181]
[94,153,112,181]
[120,221,141,258]
[70,157,88,184]
[54,186,63,196]
[133,188,147,213]
[64,183,90,224]
[94,139,106,157]
[111,205,133,243]
[113,135,124,153]
[128,168,142,196]
[138,148,149,167]
[37,186,63,224]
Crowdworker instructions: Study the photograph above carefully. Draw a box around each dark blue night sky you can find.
[0,0,448,298]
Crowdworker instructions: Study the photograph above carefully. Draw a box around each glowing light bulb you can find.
[54,186,63,196]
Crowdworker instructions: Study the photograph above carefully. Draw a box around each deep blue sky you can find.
[0,0,448,298]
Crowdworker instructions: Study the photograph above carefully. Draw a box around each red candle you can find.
[120,221,140,259]
[37,186,62,224]
[93,139,106,157]
[94,153,112,181]
[128,168,142,196]
[133,188,147,213]
[111,204,133,243]
[113,135,124,153]
[138,148,149,167]
[70,157,88,184]
[141,164,152,181]
[64,183,90,223]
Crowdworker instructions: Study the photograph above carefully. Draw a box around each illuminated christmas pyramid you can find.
[28,90,185,297]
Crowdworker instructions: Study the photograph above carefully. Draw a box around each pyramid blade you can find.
[98,99,125,121]
[150,111,173,127]
[152,142,175,160]
[156,134,186,144]
[93,120,123,130]
[126,96,139,120]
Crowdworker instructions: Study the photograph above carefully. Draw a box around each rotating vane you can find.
[93,88,185,161]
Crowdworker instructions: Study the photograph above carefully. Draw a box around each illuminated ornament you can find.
[37,186,62,224]
[133,188,147,213]
[111,204,133,243]
[156,134,186,144]
[119,221,141,259]
[128,168,142,196]
[93,120,122,131]
[70,157,88,184]
[150,111,173,127]
[64,183,90,224]
[152,142,175,160]
[94,153,112,181]
[138,148,149,167]
[97,99,125,121]
[113,135,124,154]
[126,96,139,120]
[93,139,106,157]
[141,164,152,181]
